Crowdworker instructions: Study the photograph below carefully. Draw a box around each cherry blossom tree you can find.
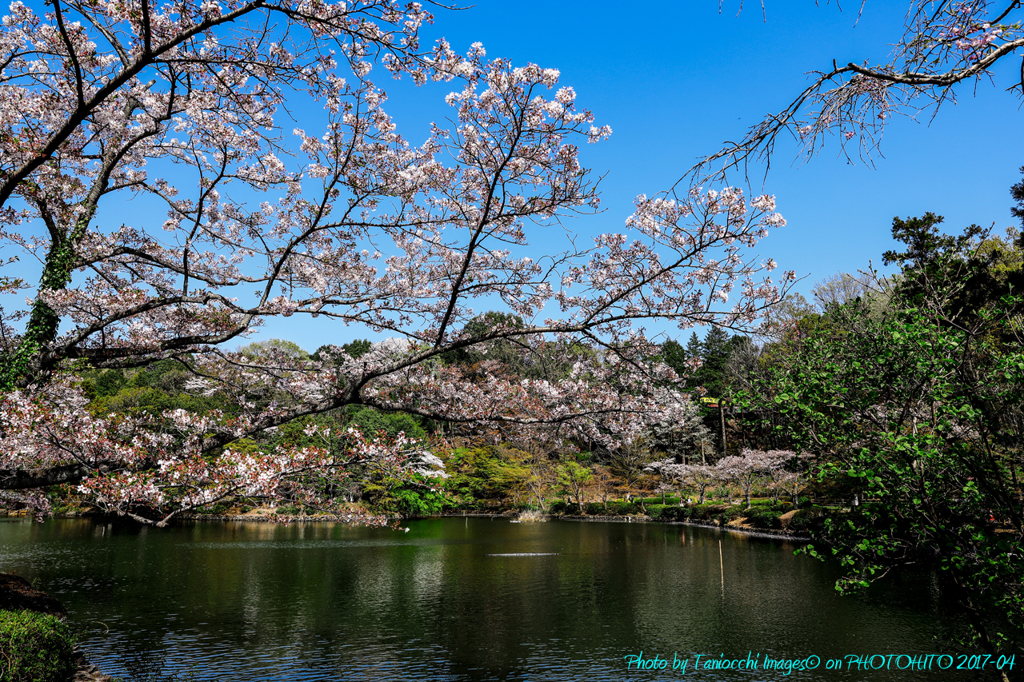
[647,460,719,504]
[689,1,1024,186]
[716,448,792,509]
[0,0,793,524]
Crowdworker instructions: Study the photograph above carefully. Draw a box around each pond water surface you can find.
[0,517,969,681]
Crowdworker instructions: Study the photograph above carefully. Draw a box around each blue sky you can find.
[250,0,1024,350]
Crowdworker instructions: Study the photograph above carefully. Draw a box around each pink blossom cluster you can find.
[649,448,804,506]
[0,371,424,525]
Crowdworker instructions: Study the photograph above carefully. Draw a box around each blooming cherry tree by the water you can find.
[647,460,720,504]
[715,449,796,509]
[0,0,793,523]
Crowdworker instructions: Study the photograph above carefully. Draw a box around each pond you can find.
[0,517,968,681]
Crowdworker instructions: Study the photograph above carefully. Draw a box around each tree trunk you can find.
[720,403,727,456]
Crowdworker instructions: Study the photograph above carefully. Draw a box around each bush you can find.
[716,506,747,524]
[744,508,783,529]
[584,502,607,515]
[0,610,76,682]
[606,501,639,516]
[642,495,681,506]
[688,504,727,521]
[645,504,666,519]
[548,501,570,515]
[787,507,826,533]
[657,506,691,522]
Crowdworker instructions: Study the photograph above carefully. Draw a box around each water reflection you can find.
[0,518,962,681]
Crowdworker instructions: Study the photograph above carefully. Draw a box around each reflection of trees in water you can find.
[1,518,962,681]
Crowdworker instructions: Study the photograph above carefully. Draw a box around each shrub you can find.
[606,501,639,516]
[548,501,569,515]
[689,504,727,521]
[716,506,747,524]
[584,503,607,515]
[745,508,783,529]
[0,610,76,682]
[657,506,691,522]
[645,504,666,519]
[787,508,826,533]
[643,495,681,506]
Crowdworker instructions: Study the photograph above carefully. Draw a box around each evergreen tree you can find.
[660,339,688,379]
[690,326,731,399]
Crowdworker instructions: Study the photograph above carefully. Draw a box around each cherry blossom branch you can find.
[685,1,1024,186]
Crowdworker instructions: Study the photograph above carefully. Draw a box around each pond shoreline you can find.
[5,509,812,542]
[434,512,813,541]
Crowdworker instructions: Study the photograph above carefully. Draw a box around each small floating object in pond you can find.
[486,552,559,556]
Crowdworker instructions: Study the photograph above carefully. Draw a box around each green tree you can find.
[687,326,732,399]
[344,406,427,443]
[747,220,1024,667]
[1010,166,1024,244]
[660,339,688,379]
[557,457,593,509]
[883,214,1023,329]
[94,370,126,398]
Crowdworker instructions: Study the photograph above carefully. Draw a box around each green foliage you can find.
[440,311,525,367]
[785,508,826,534]
[445,446,531,508]
[645,503,667,518]
[89,386,219,418]
[883,213,1023,324]
[605,500,639,515]
[660,339,688,380]
[342,339,373,360]
[345,407,426,442]
[95,369,126,397]
[0,610,76,682]
[657,506,691,521]
[743,216,1024,653]
[548,500,579,515]
[389,486,448,517]
[86,360,225,419]
[743,508,782,529]
[716,506,747,524]
[688,504,727,521]
[688,326,733,399]
[1011,166,1024,237]
[556,459,592,507]
[362,474,450,517]
[313,340,373,363]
